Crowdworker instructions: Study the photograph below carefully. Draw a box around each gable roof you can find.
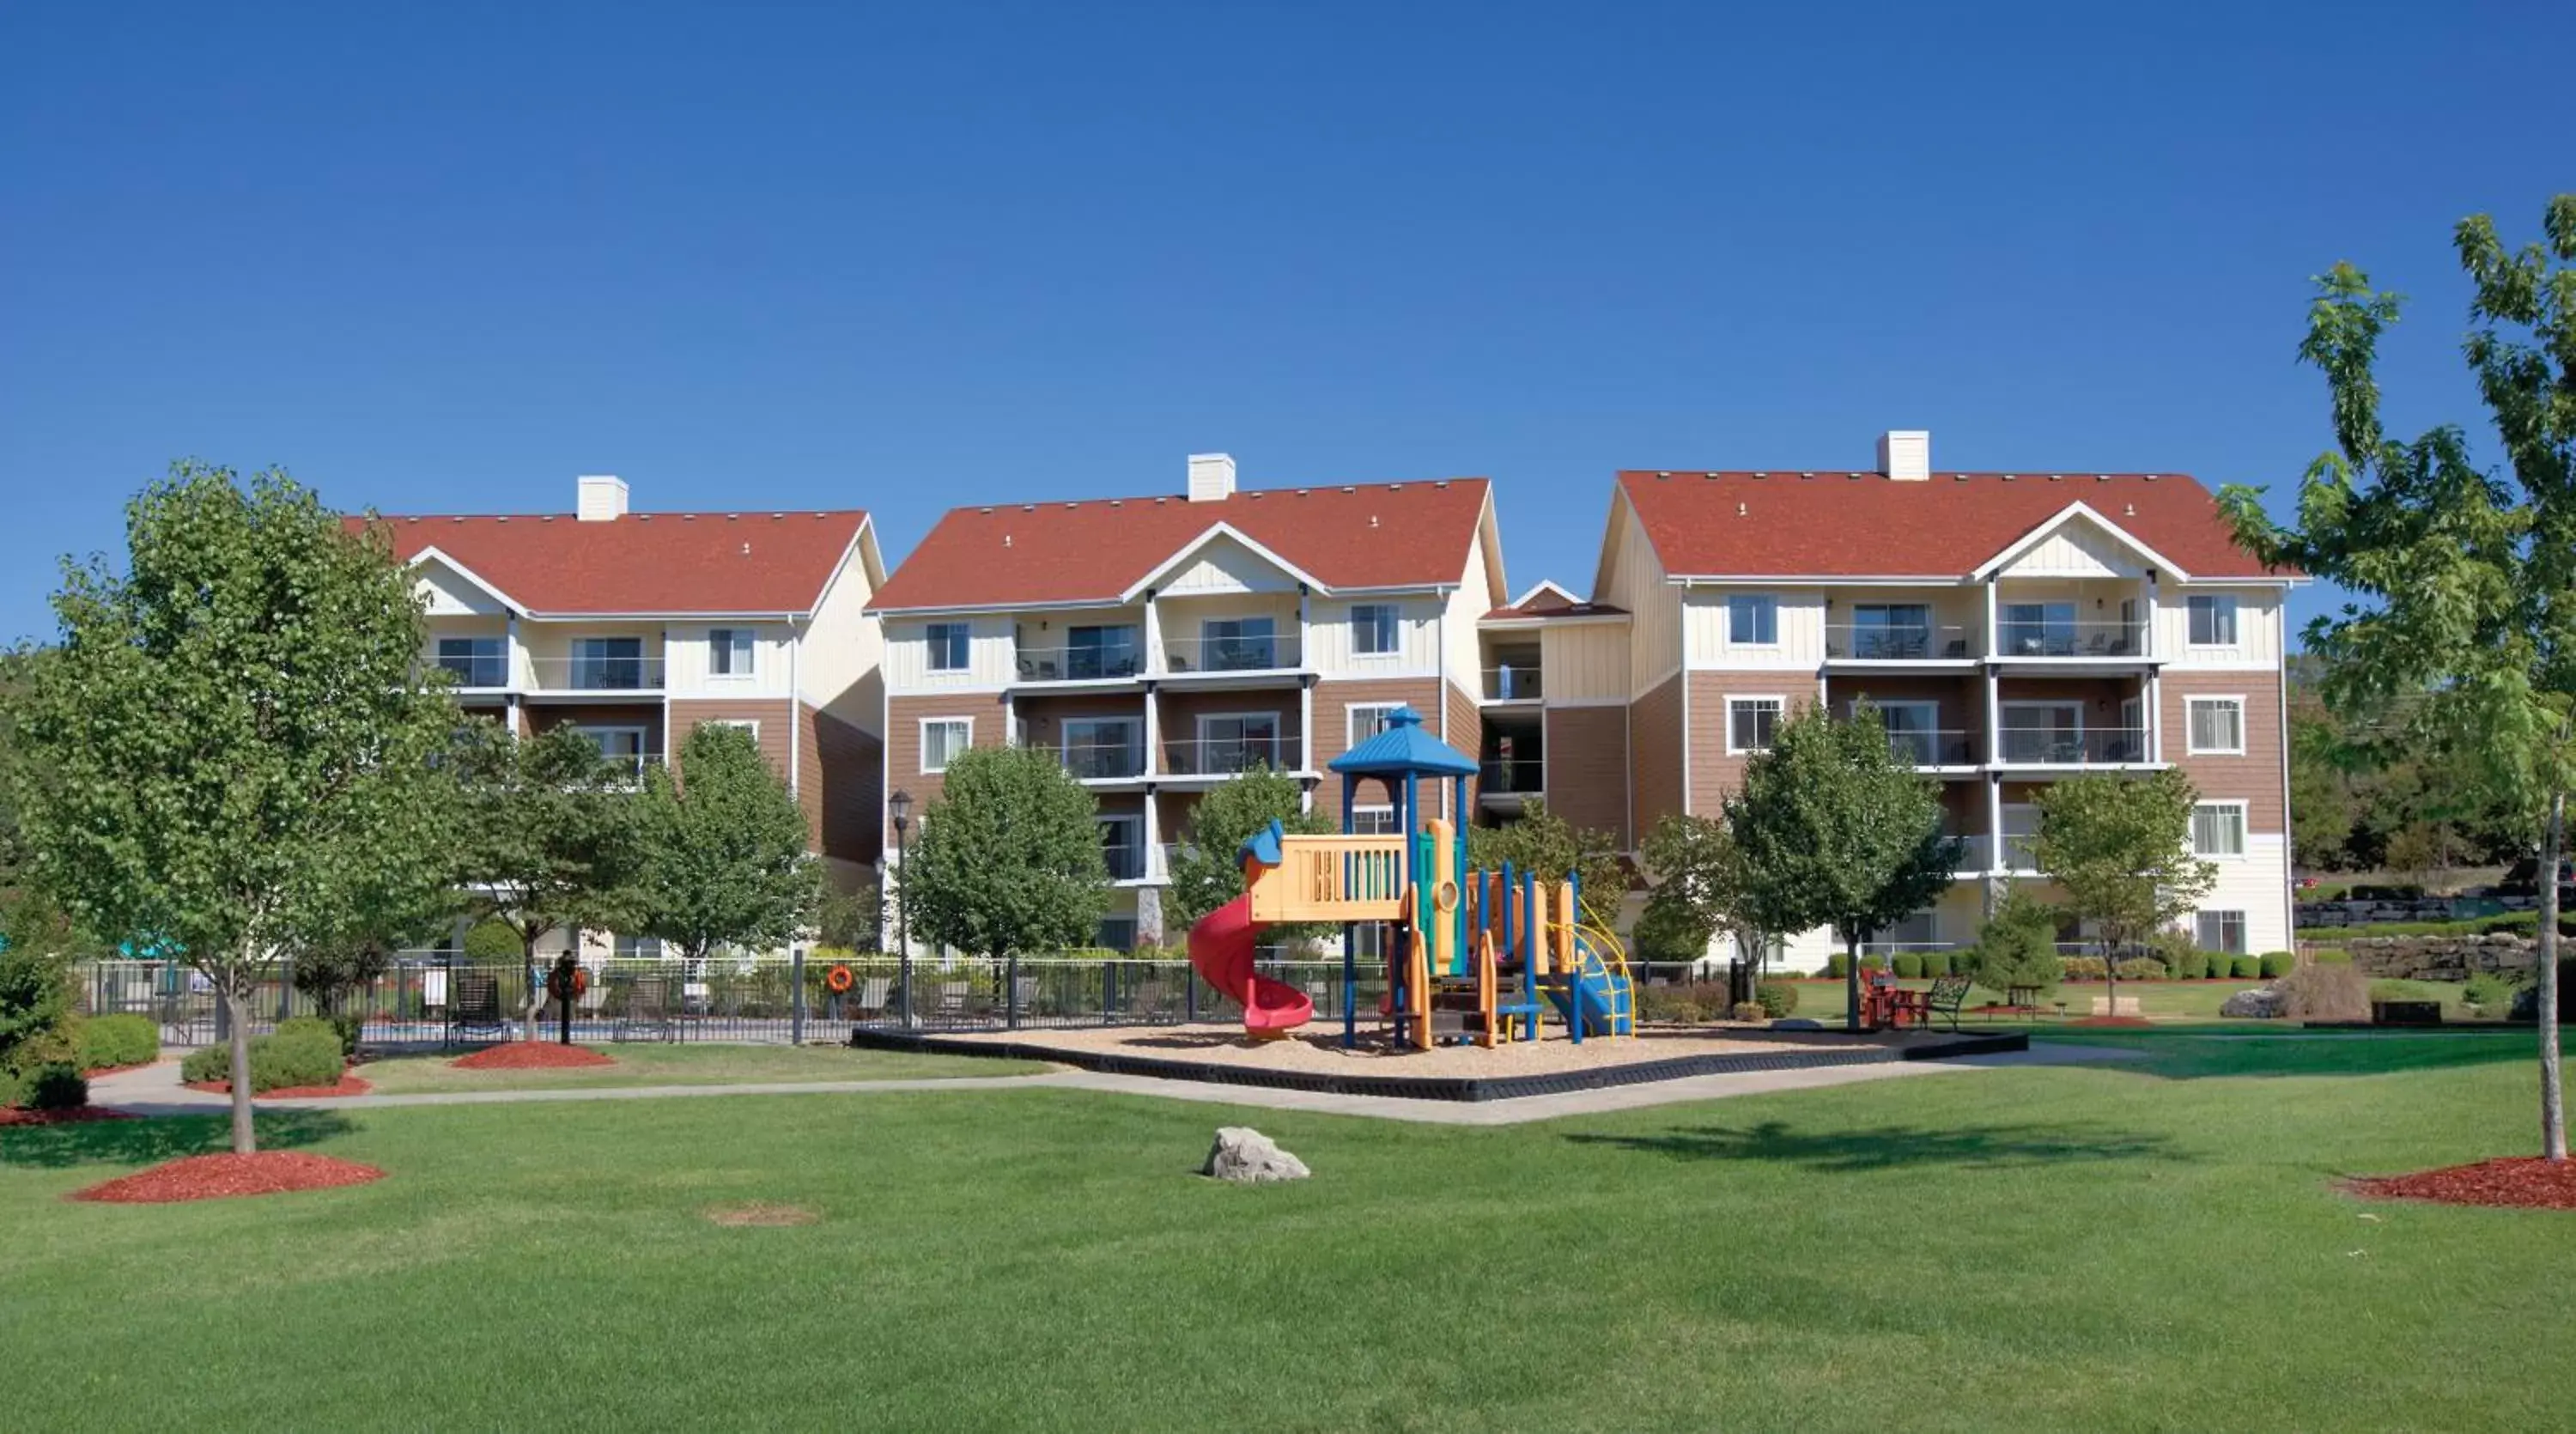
[1485,580,1627,622]
[870,478,1497,612]
[1612,470,2287,582]
[352,508,878,617]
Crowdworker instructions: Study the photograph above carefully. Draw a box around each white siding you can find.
[1603,498,1681,696]
[415,560,507,617]
[1538,622,1629,702]
[882,616,1013,690]
[2200,833,2293,954]
[1309,595,1439,675]
[519,621,662,687]
[1442,536,1492,694]
[2159,586,2283,671]
[1995,519,2146,579]
[798,536,884,731]
[1157,535,1301,595]
[1685,589,1826,670]
[665,621,794,697]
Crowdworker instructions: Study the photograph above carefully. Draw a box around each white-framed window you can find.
[2195,909,2248,955]
[613,935,662,960]
[926,623,971,671]
[574,724,651,780]
[1850,603,1935,659]
[1060,718,1142,780]
[1350,604,1400,657]
[2188,594,2239,647]
[2000,601,2077,656]
[1728,593,1778,646]
[708,627,756,678]
[2001,802,2041,871]
[2191,800,2247,858]
[1097,813,1145,880]
[1350,805,1398,836]
[1726,696,1783,754]
[1201,617,1278,671]
[1347,702,1403,746]
[920,717,973,774]
[695,718,759,741]
[571,635,648,690]
[2186,696,2245,756]
[435,635,507,688]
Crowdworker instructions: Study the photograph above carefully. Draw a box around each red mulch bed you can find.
[70,1151,386,1204]
[0,1105,142,1127]
[452,1042,616,1071]
[2069,1016,2154,1028]
[2347,1158,2576,1211]
[185,1075,374,1098]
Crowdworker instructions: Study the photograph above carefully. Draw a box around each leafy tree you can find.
[1166,764,1329,934]
[2223,196,2576,1158]
[1963,885,2062,999]
[0,933,76,1091]
[902,746,1109,961]
[1726,702,1961,1030]
[1637,812,1763,976]
[3,464,459,1151]
[2031,770,2215,1023]
[1464,799,1628,928]
[815,882,881,952]
[451,720,641,1041]
[629,722,820,964]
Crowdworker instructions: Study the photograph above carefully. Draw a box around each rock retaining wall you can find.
[2295,895,2540,929]
[2345,933,2538,981]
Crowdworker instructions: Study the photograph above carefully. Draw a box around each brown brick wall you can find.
[667,696,799,780]
[1312,676,1443,818]
[884,691,1012,848]
[1688,672,1816,817]
[813,708,884,865]
[2162,671,2287,832]
[1630,673,1683,835]
[1543,705,1629,845]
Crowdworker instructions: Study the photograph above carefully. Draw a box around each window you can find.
[2195,909,2248,955]
[1202,617,1277,671]
[1728,594,1777,646]
[926,623,971,671]
[574,725,650,780]
[1351,604,1400,656]
[1347,702,1402,746]
[1197,714,1280,773]
[708,627,756,678]
[2191,802,2247,858]
[1857,910,1938,956]
[696,718,759,742]
[1096,915,1139,953]
[2000,701,2082,763]
[613,935,662,960]
[1061,719,1141,780]
[1351,805,1399,836]
[2000,602,2076,657]
[920,718,972,774]
[1097,815,1145,880]
[1849,603,1933,659]
[2187,697,2245,755]
[435,635,507,688]
[1726,697,1783,754]
[2001,803,2041,871]
[2188,594,2239,647]
[572,636,647,690]
[1854,700,1941,765]
[1063,625,1139,679]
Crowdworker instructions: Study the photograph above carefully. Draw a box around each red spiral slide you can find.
[1187,893,1315,1035]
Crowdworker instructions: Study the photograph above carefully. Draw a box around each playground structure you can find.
[1183,707,1633,1050]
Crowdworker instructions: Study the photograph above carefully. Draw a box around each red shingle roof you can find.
[1616,470,2284,580]
[351,509,872,616]
[1485,584,1626,621]
[869,480,1493,611]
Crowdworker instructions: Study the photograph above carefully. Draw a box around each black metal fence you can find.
[77,953,1387,1048]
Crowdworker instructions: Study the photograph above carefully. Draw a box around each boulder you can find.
[2220,986,2287,1018]
[1201,1127,1310,1184]
[1771,1018,1825,1031]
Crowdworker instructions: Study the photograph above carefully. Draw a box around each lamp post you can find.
[890,787,914,1027]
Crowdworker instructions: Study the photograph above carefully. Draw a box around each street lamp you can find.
[890,787,914,1027]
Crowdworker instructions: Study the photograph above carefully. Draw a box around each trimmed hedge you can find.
[461,921,524,961]
[24,1064,88,1111]
[2233,956,2262,979]
[76,1014,160,1072]
[2258,951,2295,979]
[1892,952,1924,979]
[179,1027,344,1093]
[2113,957,2170,981]
[1920,951,1952,978]
[2172,949,2208,981]
[1753,981,1798,1018]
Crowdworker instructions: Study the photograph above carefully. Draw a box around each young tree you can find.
[451,720,642,1041]
[1637,812,1763,977]
[1464,799,1628,928]
[814,882,881,952]
[902,747,1109,961]
[4,465,459,1151]
[2223,197,2576,1158]
[629,722,821,965]
[1165,764,1330,934]
[1963,884,2063,1000]
[1725,702,1962,1030]
[2031,770,2215,1022]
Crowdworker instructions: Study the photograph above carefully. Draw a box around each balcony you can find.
[1990,619,2150,661]
[1101,837,1147,882]
[1013,641,1145,684]
[1993,726,2153,767]
[1880,728,1980,769]
[433,653,510,690]
[1162,737,1295,777]
[526,655,665,694]
[1054,740,1147,782]
[1826,623,1979,662]
[1479,758,1543,806]
[1163,632,1303,677]
[1481,665,1545,702]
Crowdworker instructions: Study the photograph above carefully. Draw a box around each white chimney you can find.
[1187,453,1236,503]
[576,474,629,521]
[1878,430,1930,483]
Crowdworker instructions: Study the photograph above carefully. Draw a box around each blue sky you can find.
[3,1,2566,643]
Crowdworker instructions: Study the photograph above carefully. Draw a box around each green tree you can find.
[815,882,881,952]
[2031,769,2215,1023]
[1963,884,2063,1000]
[629,722,821,964]
[1637,812,1762,976]
[3,464,459,1151]
[1464,799,1628,928]
[2223,196,2576,1158]
[1726,702,1961,1030]
[1165,764,1330,935]
[451,720,641,1041]
[902,747,1109,961]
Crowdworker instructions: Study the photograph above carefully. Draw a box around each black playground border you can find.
[850,1025,2028,1103]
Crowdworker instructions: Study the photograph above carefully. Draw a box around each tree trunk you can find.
[1845,934,1862,1033]
[2103,937,2119,1024]
[2540,792,2566,1162]
[222,983,257,1156]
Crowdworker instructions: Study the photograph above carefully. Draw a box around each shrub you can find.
[1637,981,1733,1024]
[2463,972,2519,1018]
[2172,949,2208,981]
[76,1014,160,1072]
[1919,951,1952,978]
[1824,952,1848,979]
[2232,956,2262,979]
[1729,1001,1768,1023]
[2275,963,2370,1022]
[2060,955,2107,981]
[1892,952,1923,979]
[24,1062,88,1111]
[1753,981,1798,1018]
[462,921,524,962]
[179,1027,344,1092]
[2258,951,2295,979]
[2367,979,2416,1004]
[2112,957,2169,981]
[2308,947,2353,965]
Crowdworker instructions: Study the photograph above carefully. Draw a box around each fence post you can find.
[1005,952,1020,1030]
[276,957,294,1022]
[1185,957,1199,1023]
[790,947,807,1045]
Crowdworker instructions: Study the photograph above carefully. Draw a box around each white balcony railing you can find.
[1014,641,1145,683]
[526,655,665,693]
[1163,633,1302,675]
[1481,665,1545,701]
[1991,619,2149,660]
[1994,726,2151,765]
[1826,623,1980,661]
[1162,737,1294,776]
[1053,741,1148,781]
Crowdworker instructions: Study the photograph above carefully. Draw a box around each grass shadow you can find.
[0,1109,359,1171]
[1566,1118,2178,1172]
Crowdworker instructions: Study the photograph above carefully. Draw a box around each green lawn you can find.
[3,1032,2568,1431]
[356,1041,1048,1093]
[1777,976,2500,1023]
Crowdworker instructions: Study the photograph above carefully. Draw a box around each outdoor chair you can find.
[617,975,677,1043]
[1012,975,1042,1021]
[448,973,507,1045]
[1130,980,1173,1023]
[936,981,970,1025]
[1923,975,1973,1032]
[854,976,892,1022]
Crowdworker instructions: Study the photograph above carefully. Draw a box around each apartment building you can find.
[358,475,890,890]
[866,454,1505,950]
[1517,431,2297,964]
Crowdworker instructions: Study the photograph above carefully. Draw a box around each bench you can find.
[447,973,506,1045]
[1922,975,1973,1033]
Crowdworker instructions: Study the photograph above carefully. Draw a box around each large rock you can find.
[2220,986,2287,1019]
[1202,1127,1310,1184]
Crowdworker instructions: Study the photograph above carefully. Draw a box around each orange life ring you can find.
[572,966,590,997]
[826,963,855,994]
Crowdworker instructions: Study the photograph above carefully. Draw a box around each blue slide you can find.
[1541,938,1634,1037]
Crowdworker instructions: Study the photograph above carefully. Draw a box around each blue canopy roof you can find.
[1327,706,1479,777]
